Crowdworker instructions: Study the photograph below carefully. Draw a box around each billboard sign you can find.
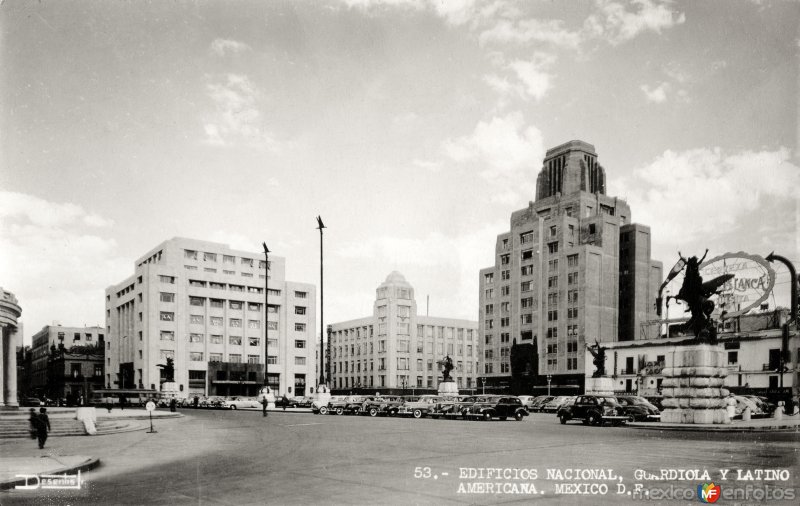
[699,252,776,317]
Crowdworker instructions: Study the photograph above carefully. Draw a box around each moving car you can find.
[557,395,629,426]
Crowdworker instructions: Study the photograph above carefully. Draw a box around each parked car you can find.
[643,395,664,411]
[430,396,478,419]
[516,396,535,410]
[743,395,775,416]
[530,396,554,412]
[615,396,660,421]
[312,395,346,415]
[465,396,529,421]
[20,397,43,407]
[733,395,762,417]
[359,396,399,416]
[343,395,368,414]
[557,395,629,426]
[542,396,572,413]
[224,396,262,410]
[292,396,314,408]
[396,395,442,418]
[275,396,300,409]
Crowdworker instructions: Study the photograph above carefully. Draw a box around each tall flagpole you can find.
[262,243,270,393]
[316,216,326,387]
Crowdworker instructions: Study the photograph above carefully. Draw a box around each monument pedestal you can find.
[585,377,614,396]
[259,387,276,409]
[660,344,729,424]
[437,380,459,397]
[314,384,331,406]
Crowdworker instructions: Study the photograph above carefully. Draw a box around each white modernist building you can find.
[105,238,316,399]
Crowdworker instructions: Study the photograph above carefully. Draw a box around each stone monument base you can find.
[585,377,614,396]
[314,385,331,407]
[660,344,729,424]
[437,381,459,396]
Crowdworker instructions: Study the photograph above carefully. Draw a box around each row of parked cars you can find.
[312,394,530,421]
[178,395,315,409]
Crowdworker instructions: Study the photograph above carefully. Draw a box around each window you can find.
[210,317,223,326]
[229,354,242,363]
[727,351,738,365]
[160,292,175,303]
[397,358,409,370]
[501,270,510,280]
[210,282,225,290]
[485,288,494,299]
[190,296,205,307]
[229,336,242,346]
[189,352,204,361]
[397,305,411,318]
[210,335,223,344]
[209,353,222,362]
[210,299,224,308]
[547,327,558,338]
[567,254,578,267]
[568,272,578,285]
[267,355,277,365]
[588,223,596,234]
[248,320,261,329]
[548,242,558,254]
[484,273,494,283]
[520,231,533,244]
[295,306,306,315]
[229,284,244,292]
[484,320,494,330]
[189,279,206,287]
[521,281,533,292]
[547,344,558,354]
[568,308,579,319]
[249,337,260,347]
[548,259,558,271]
[160,331,175,341]
[248,355,260,364]
[295,291,307,299]
[521,265,534,276]
[521,249,533,261]
[500,285,510,296]
[159,275,175,284]
[248,302,261,311]
[189,333,203,343]
[567,357,578,370]
[485,304,494,315]
[241,258,254,267]
[204,252,217,262]
[295,323,306,332]
[500,317,510,327]
[267,321,278,330]
[230,318,242,328]
[223,255,235,264]
[500,254,510,265]
[229,300,243,310]
[567,341,578,353]
[548,310,558,321]
[548,276,558,288]
[295,340,306,348]
[521,314,533,324]
[190,315,204,324]
[484,363,494,374]
[485,349,493,359]
[485,334,493,345]
[160,312,174,322]
[184,249,198,260]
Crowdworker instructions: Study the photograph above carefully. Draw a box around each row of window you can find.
[158,332,307,348]
[183,249,268,269]
[158,349,308,365]
[332,325,476,341]
[334,375,476,389]
[335,358,478,374]
[333,341,475,358]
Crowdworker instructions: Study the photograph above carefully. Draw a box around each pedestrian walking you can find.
[261,396,268,417]
[281,395,288,411]
[36,408,51,449]
[193,396,199,409]
[120,396,126,411]
[28,408,39,440]
[170,398,177,413]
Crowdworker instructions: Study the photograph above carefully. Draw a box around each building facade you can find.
[479,140,662,393]
[105,238,316,399]
[30,325,105,402]
[0,287,22,408]
[328,272,479,394]
[593,309,797,399]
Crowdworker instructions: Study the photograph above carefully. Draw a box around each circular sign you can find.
[145,401,156,412]
[699,251,776,316]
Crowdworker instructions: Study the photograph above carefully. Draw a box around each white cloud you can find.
[508,53,556,101]
[611,147,800,249]
[640,82,670,103]
[587,0,686,45]
[412,159,442,172]
[442,111,545,179]
[210,38,252,57]
[479,18,583,49]
[203,73,278,150]
[0,191,128,343]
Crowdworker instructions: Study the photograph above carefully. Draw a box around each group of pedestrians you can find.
[28,407,51,449]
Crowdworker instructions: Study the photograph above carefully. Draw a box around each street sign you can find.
[145,401,156,412]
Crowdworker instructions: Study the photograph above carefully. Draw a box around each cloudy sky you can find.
[1,0,798,345]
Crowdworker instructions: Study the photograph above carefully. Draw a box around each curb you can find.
[627,422,800,432]
[0,456,101,491]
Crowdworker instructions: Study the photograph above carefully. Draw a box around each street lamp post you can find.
[547,374,552,396]
[480,377,485,395]
[316,216,326,389]
[262,243,270,396]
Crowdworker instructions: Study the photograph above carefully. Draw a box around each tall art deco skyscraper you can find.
[479,141,662,391]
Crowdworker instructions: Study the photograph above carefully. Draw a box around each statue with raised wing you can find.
[586,340,606,378]
[437,355,454,382]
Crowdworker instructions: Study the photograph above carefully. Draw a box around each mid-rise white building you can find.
[328,272,479,394]
[105,238,316,399]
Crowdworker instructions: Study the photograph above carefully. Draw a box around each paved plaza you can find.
[1,409,798,505]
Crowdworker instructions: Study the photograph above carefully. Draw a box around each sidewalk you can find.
[628,413,800,432]
[0,455,100,490]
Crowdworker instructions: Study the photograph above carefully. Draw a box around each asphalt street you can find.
[1,409,798,505]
